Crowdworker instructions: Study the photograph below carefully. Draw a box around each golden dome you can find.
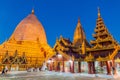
[0,10,55,70]
[10,12,47,44]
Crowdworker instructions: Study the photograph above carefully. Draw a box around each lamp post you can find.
[58,54,62,58]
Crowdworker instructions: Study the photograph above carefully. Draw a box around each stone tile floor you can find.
[0,71,119,80]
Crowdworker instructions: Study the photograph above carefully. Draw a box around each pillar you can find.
[69,62,71,72]
[52,62,55,71]
[55,62,57,72]
[92,62,96,74]
[50,62,53,71]
[57,62,60,72]
[100,61,103,67]
[62,58,65,72]
[72,61,74,73]
[106,61,111,75]
[78,61,81,73]
[88,62,92,74]
[71,61,74,73]
[51,62,53,71]
[112,60,117,75]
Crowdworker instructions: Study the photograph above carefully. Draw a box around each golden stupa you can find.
[0,9,55,71]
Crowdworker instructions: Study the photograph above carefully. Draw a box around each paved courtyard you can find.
[0,71,119,80]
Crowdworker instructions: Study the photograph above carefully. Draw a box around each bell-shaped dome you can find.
[10,10,47,44]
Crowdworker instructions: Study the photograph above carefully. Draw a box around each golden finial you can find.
[78,17,80,23]
[98,7,101,17]
[56,37,59,41]
[31,8,34,14]
[60,35,62,39]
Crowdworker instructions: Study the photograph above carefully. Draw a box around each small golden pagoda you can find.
[0,9,55,71]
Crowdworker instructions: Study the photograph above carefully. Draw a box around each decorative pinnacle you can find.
[78,17,80,23]
[31,8,34,14]
[98,7,101,17]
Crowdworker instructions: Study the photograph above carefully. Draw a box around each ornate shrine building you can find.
[47,8,120,75]
[0,9,55,71]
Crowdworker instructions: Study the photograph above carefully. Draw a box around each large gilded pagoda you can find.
[47,8,120,75]
[0,9,55,71]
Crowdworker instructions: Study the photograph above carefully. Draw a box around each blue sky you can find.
[0,0,120,47]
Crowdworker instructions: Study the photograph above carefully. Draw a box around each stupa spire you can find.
[31,8,34,14]
[73,18,86,45]
[98,7,101,17]
[90,8,118,49]
[73,18,90,47]
[78,17,80,23]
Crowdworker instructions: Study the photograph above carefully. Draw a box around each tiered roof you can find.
[90,8,118,50]
[86,8,119,61]
[53,19,90,61]
[53,36,83,60]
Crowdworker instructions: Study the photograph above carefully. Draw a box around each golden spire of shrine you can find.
[73,18,86,45]
[78,17,80,23]
[31,8,34,14]
[98,7,101,17]
[90,7,118,49]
